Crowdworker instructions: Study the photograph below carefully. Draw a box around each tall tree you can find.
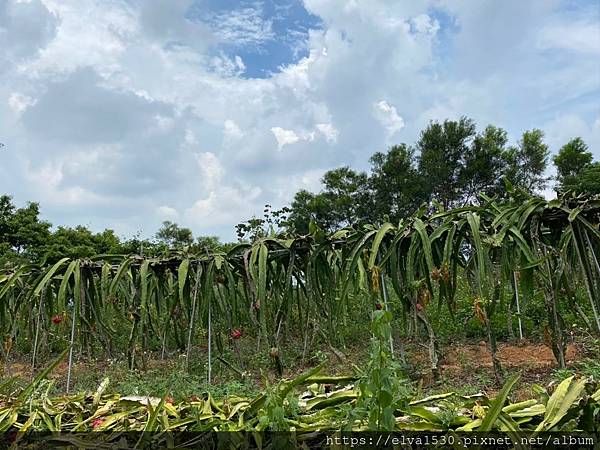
[41,226,100,262]
[0,195,15,239]
[460,125,509,203]
[0,195,16,265]
[553,137,593,193]
[286,168,370,233]
[417,117,477,209]
[0,196,51,264]
[503,129,549,194]
[320,167,370,229]
[286,190,331,234]
[368,144,423,223]
[571,163,600,195]
[155,221,194,248]
[40,226,126,263]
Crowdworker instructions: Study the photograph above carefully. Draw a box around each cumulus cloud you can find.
[271,127,300,150]
[197,152,225,190]
[209,53,246,77]
[0,0,58,67]
[373,100,405,137]
[7,92,36,114]
[411,14,440,35]
[223,119,244,140]
[157,205,179,220]
[271,123,339,150]
[0,0,597,240]
[316,123,338,143]
[21,68,172,144]
[184,185,262,230]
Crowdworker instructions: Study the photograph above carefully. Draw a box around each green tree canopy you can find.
[504,129,549,193]
[286,190,330,234]
[573,163,600,195]
[286,118,552,231]
[553,137,594,194]
[155,221,194,248]
[286,168,370,233]
[368,144,423,223]
[0,195,51,265]
[320,167,370,228]
[460,125,509,203]
[417,116,477,209]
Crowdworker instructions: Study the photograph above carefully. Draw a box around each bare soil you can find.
[0,338,586,401]
[441,340,578,372]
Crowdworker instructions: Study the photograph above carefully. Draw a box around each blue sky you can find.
[0,0,599,241]
[195,0,323,78]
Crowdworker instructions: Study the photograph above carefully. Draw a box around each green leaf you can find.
[33,258,70,297]
[178,259,190,303]
[479,373,520,431]
[58,260,78,313]
[109,258,133,297]
[535,376,586,432]
[368,223,395,269]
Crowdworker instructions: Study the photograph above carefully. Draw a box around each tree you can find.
[40,226,130,263]
[0,196,51,265]
[41,226,98,262]
[573,163,600,195]
[285,168,370,234]
[504,129,549,194]
[155,221,194,248]
[93,229,124,254]
[286,190,331,234]
[120,234,166,257]
[368,144,423,223]
[460,125,509,203]
[553,138,593,193]
[417,117,477,209]
[287,118,544,227]
[0,196,15,238]
[236,204,291,241]
[194,236,226,253]
[0,195,16,265]
[320,167,370,229]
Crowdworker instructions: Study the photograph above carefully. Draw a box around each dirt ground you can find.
[442,340,578,372]
[0,338,586,400]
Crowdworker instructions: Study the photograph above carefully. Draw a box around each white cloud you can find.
[184,185,262,229]
[157,205,179,219]
[373,100,405,137]
[271,123,338,150]
[8,92,36,113]
[23,159,110,207]
[411,14,440,35]
[0,0,597,240]
[203,4,274,47]
[0,0,59,65]
[20,0,133,76]
[209,53,246,77]
[271,127,300,150]
[223,119,244,140]
[316,123,339,143]
[537,20,600,56]
[197,152,224,190]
